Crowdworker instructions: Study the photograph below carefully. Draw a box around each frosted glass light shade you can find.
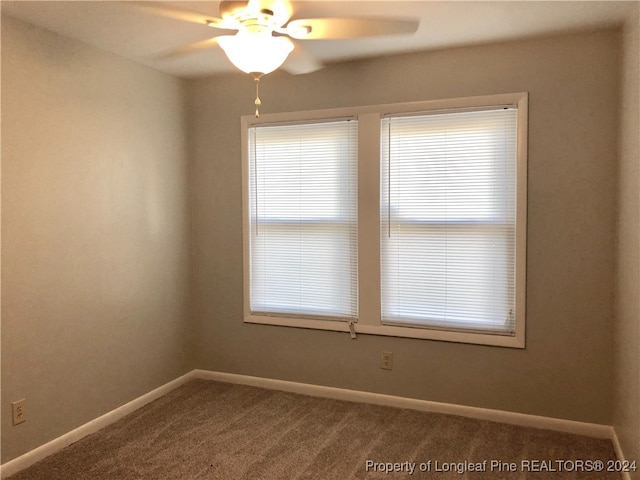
[218,33,294,75]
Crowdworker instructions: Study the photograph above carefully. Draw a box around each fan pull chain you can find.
[254,75,262,118]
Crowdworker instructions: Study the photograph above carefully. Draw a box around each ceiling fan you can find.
[136,0,419,115]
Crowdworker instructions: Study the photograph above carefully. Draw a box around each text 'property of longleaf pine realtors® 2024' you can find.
[364,459,638,475]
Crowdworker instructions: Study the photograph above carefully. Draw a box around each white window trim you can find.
[241,92,528,348]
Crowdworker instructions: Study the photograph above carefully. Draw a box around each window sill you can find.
[244,314,525,349]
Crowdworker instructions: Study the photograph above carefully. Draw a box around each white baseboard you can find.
[194,369,613,439]
[1,369,624,479]
[0,371,196,479]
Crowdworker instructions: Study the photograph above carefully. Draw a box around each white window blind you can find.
[248,120,358,321]
[380,108,518,334]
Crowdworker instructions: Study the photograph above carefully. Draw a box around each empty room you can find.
[1,1,639,478]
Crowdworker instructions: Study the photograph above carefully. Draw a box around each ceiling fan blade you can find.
[155,38,220,60]
[281,42,323,75]
[128,1,218,26]
[205,18,239,32]
[286,17,419,40]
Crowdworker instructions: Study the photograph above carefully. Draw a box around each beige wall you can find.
[614,6,640,477]
[189,30,620,424]
[1,16,193,462]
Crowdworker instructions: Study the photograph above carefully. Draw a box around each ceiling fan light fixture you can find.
[218,32,294,75]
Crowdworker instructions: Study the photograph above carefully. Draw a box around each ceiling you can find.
[2,1,636,78]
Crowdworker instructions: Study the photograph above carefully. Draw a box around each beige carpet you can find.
[8,379,621,479]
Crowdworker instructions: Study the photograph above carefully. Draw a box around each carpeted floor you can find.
[7,379,621,479]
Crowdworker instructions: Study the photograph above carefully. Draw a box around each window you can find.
[380,109,518,335]
[246,120,358,323]
[242,93,527,347]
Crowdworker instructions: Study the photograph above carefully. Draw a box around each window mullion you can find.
[357,112,382,327]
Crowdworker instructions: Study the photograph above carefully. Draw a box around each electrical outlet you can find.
[12,399,26,425]
[381,351,393,370]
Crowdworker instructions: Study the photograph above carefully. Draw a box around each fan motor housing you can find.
[220,1,283,33]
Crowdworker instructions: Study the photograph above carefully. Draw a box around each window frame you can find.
[241,92,528,348]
